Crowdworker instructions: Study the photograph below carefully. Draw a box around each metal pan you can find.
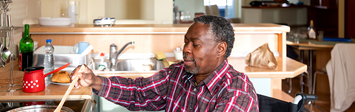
[7,105,74,112]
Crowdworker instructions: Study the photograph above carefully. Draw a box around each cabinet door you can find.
[346,0,355,38]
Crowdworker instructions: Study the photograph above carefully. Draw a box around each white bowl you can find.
[38,17,71,26]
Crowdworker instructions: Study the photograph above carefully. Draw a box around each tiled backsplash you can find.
[5,0,41,57]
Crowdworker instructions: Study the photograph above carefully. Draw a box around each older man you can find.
[71,15,259,112]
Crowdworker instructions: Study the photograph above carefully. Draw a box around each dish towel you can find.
[326,43,355,112]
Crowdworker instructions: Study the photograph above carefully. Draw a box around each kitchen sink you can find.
[112,58,165,71]
[87,54,166,72]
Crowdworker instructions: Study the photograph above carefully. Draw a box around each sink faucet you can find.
[109,41,135,70]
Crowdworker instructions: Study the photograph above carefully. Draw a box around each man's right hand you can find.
[70,64,102,91]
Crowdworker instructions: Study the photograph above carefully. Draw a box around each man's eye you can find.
[193,44,200,47]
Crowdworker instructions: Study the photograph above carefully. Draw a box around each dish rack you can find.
[0,0,23,92]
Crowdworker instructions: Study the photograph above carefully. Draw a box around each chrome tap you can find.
[109,41,135,70]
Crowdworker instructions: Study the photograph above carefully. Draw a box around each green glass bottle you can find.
[19,24,33,71]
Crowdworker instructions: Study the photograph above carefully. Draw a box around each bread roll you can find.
[51,71,70,83]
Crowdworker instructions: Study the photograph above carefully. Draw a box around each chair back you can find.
[205,5,220,16]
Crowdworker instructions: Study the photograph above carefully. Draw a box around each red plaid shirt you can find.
[93,60,259,112]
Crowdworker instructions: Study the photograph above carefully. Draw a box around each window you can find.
[204,0,226,17]
[204,0,240,18]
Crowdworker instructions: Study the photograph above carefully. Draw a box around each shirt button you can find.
[194,88,197,91]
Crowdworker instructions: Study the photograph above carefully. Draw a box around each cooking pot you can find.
[22,63,70,93]
[7,105,74,112]
[23,67,46,93]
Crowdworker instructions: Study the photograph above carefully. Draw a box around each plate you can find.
[50,81,71,85]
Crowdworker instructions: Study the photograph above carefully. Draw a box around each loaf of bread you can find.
[51,71,70,83]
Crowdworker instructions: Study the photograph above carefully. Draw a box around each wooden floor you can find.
[282,74,355,112]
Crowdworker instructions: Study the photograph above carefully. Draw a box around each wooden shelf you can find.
[242,5,307,9]
[309,5,338,9]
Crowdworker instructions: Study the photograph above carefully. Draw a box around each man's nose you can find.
[183,43,192,54]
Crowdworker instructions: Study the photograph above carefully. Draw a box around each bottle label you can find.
[309,29,316,39]
[98,65,106,71]
[19,53,22,70]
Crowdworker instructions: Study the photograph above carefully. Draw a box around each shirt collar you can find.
[202,59,230,94]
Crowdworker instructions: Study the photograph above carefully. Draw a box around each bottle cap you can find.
[46,39,52,42]
[100,52,105,56]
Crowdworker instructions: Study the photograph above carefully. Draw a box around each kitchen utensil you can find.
[44,63,70,76]
[73,41,89,54]
[0,36,7,66]
[54,65,85,112]
[22,63,70,93]
[0,38,5,67]
[1,33,14,63]
[7,105,74,112]
[38,17,71,26]
[80,45,93,56]
[93,17,115,27]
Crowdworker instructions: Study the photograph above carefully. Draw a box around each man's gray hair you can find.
[193,15,235,59]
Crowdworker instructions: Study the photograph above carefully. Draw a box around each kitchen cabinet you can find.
[242,6,308,26]
[308,0,339,37]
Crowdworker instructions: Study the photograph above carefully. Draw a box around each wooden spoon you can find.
[54,65,85,112]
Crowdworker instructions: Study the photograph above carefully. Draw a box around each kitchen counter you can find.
[0,83,92,101]
[29,24,289,34]
[0,61,92,101]
[97,57,306,79]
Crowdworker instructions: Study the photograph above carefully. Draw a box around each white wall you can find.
[8,0,41,57]
[105,0,154,20]
[41,0,173,24]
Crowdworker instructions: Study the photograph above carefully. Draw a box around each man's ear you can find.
[217,42,227,57]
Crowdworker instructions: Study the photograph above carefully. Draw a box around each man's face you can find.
[183,23,220,75]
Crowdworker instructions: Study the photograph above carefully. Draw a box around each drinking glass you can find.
[318,30,324,41]
[293,33,299,44]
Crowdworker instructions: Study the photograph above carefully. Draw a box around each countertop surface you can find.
[0,56,305,101]
[97,57,306,79]
[29,23,290,33]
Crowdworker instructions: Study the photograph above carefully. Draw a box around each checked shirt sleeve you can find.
[213,73,259,112]
[93,67,171,111]
[213,90,259,112]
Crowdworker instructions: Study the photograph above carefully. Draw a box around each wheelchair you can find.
[258,93,318,112]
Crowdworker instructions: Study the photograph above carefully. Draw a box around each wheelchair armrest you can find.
[292,94,318,104]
